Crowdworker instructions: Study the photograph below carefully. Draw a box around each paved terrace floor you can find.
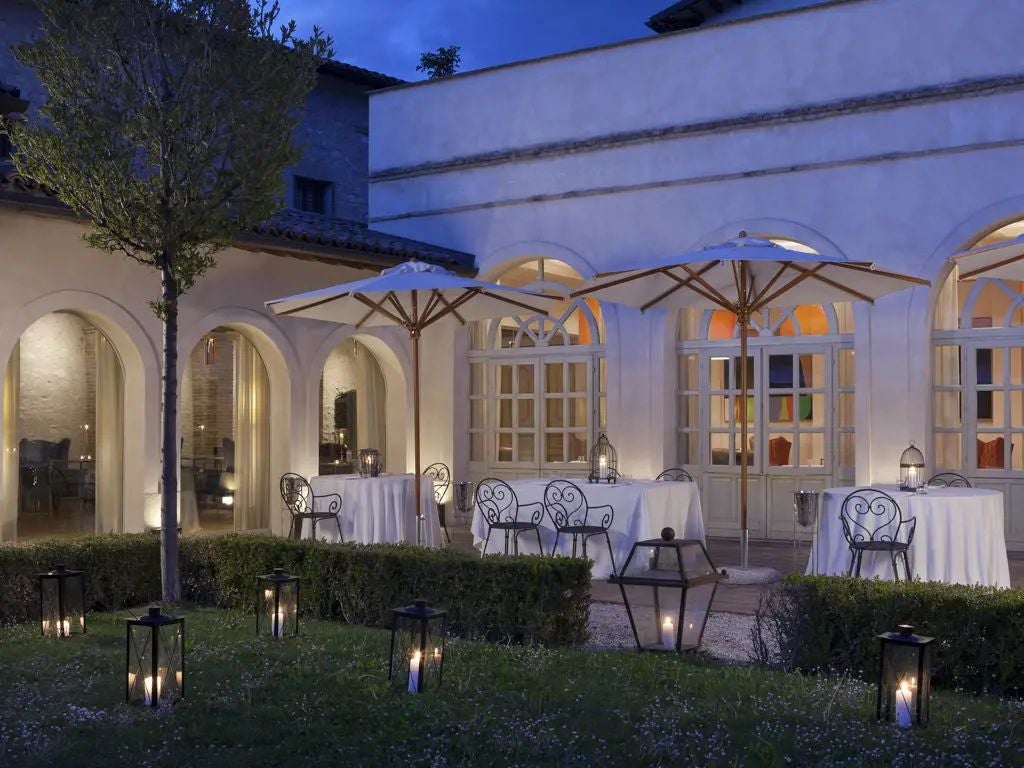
[449,526,1024,615]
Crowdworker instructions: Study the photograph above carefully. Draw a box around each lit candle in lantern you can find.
[598,455,608,480]
[273,609,286,639]
[432,647,442,664]
[176,670,183,689]
[408,650,421,693]
[661,616,675,650]
[894,678,915,728]
[143,675,162,706]
[907,466,918,489]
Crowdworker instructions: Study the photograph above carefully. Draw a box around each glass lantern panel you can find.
[680,582,715,650]
[621,543,682,581]
[678,542,717,580]
[40,574,85,637]
[390,615,445,693]
[880,641,930,726]
[127,623,184,706]
[620,582,683,651]
[260,581,298,639]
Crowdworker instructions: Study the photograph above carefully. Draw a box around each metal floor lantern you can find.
[899,442,925,492]
[126,606,185,707]
[589,433,618,483]
[877,624,933,728]
[609,528,721,652]
[257,567,300,639]
[38,564,86,637]
[389,599,447,694]
[793,490,821,575]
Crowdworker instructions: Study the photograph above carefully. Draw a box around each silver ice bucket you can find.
[793,490,820,528]
[454,481,476,523]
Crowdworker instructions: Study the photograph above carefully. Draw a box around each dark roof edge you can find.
[370,0,869,96]
[318,59,404,89]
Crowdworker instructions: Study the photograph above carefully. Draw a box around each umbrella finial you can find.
[738,230,748,238]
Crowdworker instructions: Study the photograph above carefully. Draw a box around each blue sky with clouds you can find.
[276,1,670,81]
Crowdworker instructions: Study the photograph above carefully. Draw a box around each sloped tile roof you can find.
[646,0,747,33]
[318,60,403,89]
[0,167,474,273]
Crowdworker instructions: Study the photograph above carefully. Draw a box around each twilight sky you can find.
[276,0,670,81]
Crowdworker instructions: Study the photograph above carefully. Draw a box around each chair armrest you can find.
[313,492,342,515]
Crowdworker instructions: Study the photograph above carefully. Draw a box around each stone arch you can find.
[308,326,409,479]
[0,290,158,538]
[179,307,298,535]
[479,240,598,281]
[689,218,848,259]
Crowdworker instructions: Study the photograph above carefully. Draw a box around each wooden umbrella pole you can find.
[412,297,423,547]
[739,260,751,568]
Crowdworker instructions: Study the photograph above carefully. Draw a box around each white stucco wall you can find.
[367,0,1024,546]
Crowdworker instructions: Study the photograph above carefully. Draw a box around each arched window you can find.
[317,338,387,475]
[676,237,855,539]
[468,259,605,477]
[932,219,1024,474]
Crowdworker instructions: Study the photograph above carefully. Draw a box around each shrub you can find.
[754,575,1024,695]
[0,533,590,646]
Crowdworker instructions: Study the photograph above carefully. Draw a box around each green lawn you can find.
[0,608,1020,767]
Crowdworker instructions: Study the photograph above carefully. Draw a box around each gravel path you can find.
[585,602,757,664]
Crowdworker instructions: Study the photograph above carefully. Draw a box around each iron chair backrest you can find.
[655,468,693,482]
[840,488,917,547]
[424,462,451,504]
[476,478,542,526]
[280,473,312,516]
[926,472,971,488]
[543,479,613,530]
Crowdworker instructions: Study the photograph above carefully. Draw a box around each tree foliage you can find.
[7,0,331,314]
[417,45,461,80]
[5,0,331,600]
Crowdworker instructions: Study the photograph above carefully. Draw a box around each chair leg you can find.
[854,551,864,578]
[847,550,856,577]
[310,518,319,541]
[901,550,911,581]
[571,533,578,559]
[581,535,589,560]
[889,551,900,583]
[482,528,492,558]
[335,515,344,543]
[551,530,562,557]
[535,526,543,555]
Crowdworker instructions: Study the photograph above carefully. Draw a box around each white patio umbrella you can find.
[266,260,558,545]
[571,233,929,566]
[953,234,1024,281]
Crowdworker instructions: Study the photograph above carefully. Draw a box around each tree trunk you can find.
[160,264,181,602]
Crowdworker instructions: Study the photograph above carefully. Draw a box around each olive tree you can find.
[6,0,330,600]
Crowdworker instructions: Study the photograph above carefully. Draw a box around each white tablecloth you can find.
[308,474,443,548]
[471,478,705,577]
[807,486,1011,588]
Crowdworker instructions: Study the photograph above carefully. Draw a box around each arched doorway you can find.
[4,311,124,539]
[468,258,606,479]
[931,218,1024,550]
[317,338,388,475]
[677,238,855,540]
[180,328,270,531]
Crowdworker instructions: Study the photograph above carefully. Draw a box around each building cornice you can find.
[370,74,1024,184]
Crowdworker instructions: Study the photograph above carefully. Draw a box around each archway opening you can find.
[5,311,124,539]
[317,338,388,475]
[180,328,270,531]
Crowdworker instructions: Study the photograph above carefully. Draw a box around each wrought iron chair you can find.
[279,473,343,541]
[655,468,693,482]
[839,488,916,581]
[476,478,543,557]
[543,479,617,573]
[424,462,451,544]
[926,472,971,488]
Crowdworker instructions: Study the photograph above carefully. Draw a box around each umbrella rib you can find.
[273,291,353,318]
[752,265,825,311]
[672,263,736,310]
[779,263,876,304]
[385,292,416,330]
[831,262,930,285]
[638,265,727,312]
[959,255,1024,280]
[478,290,554,315]
[749,263,793,309]
[420,289,474,330]
[353,293,405,327]
[570,266,670,298]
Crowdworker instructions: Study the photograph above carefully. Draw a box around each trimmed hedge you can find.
[764,575,1024,695]
[0,533,590,646]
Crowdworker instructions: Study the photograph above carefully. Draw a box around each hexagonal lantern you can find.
[609,528,721,652]
[126,606,185,707]
[588,433,618,484]
[38,564,86,637]
[877,624,934,728]
[256,567,300,639]
[389,599,447,693]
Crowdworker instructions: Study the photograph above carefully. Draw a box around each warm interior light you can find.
[221,495,234,506]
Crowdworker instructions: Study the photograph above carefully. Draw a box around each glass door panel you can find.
[706,354,756,469]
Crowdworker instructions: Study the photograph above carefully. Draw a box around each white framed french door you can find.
[483,352,600,478]
[697,342,850,539]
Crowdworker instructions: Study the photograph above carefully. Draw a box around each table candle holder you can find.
[358,448,382,478]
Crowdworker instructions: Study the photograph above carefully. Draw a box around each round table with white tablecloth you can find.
[807,485,1011,588]
[471,478,705,577]
[307,473,443,547]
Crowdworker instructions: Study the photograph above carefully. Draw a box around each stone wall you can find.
[18,312,94,459]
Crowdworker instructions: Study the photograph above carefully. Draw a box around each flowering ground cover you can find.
[0,607,1020,767]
